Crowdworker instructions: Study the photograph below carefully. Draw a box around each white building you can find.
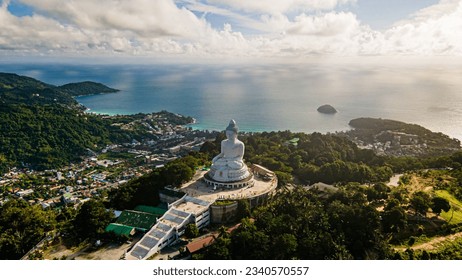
[16,189,34,197]
[126,195,211,260]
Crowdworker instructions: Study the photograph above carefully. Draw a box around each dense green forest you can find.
[197,187,391,260]
[202,131,393,185]
[1,73,118,104]
[196,176,462,260]
[0,72,121,170]
[0,72,77,106]
[0,103,196,172]
[0,103,131,171]
[0,196,117,259]
[192,131,462,260]
[0,199,56,259]
[109,154,209,209]
[202,130,460,185]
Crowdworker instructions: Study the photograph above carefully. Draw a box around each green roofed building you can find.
[116,210,158,231]
[134,205,167,217]
[105,223,135,237]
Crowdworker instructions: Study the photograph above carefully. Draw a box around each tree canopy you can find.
[202,131,393,185]
[73,199,114,241]
[0,199,56,259]
[431,197,451,215]
[200,187,391,260]
[109,154,206,210]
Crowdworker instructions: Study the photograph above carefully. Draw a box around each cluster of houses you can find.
[0,120,215,209]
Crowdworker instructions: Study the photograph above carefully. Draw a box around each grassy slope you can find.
[436,190,462,224]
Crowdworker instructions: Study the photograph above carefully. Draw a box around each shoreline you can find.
[82,107,462,144]
[4,63,462,142]
[75,100,462,143]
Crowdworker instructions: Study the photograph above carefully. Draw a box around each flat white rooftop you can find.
[180,170,277,202]
[174,200,208,215]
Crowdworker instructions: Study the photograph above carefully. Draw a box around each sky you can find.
[0,0,462,62]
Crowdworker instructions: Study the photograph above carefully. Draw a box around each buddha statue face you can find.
[226,129,237,141]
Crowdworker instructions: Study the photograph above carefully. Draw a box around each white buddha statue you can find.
[209,120,251,182]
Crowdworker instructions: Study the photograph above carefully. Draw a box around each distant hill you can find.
[0,73,120,106]
[0,72,76,106]
[337,117,461,157]
[0,103,130,170]
[58,81,119,96]
[0,72,195,172]
[0,73,124,171]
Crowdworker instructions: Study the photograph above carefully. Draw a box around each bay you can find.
[2,62,462,141]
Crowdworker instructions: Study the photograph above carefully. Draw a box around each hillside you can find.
[0,72,77,106]
[0,73,192,171]
[200,130,393,185]
[337,118,461,157]
[58,81,119,96]
[0,103,131,170]
[0,73,128,170]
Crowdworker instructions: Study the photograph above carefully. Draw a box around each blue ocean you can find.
[2,62,462,140]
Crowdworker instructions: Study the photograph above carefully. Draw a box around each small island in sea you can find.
[317,104,337,114]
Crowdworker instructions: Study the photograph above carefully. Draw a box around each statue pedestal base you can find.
[204,171,254,190]
[209,165,250,182]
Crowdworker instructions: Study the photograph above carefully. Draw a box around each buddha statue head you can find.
[225,119,238,140]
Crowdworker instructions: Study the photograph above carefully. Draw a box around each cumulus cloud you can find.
[0,0,461,59]
[382,0,462,55]
[0,1,86,53]
[0,0,218,56]
[19,0,211,38]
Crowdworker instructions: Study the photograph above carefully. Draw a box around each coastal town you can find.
[335,118,462,158]
[0,112,216,210]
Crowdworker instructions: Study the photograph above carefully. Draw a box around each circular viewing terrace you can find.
[203,172,255,189]
[180,164,277,204]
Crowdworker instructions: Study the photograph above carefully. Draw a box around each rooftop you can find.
[105,223,135,237]
[186,223,241,254]
[116,210,158,231]
[185,235,217,254]
[134,205,167,216]
[179,170,277,203]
